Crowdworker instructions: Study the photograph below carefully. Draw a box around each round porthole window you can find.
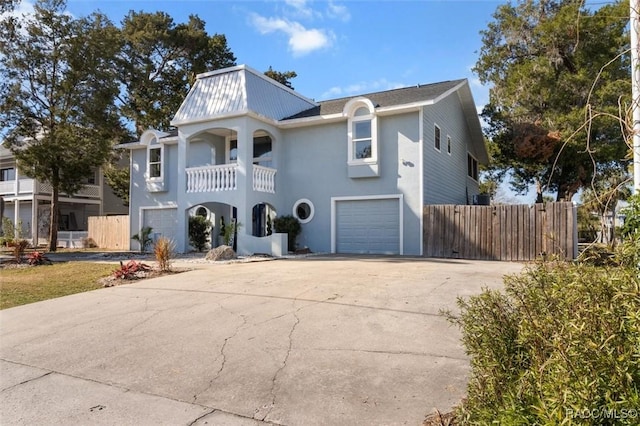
[293,199,314,224]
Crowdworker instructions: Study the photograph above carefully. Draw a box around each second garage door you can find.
[335,198,401,255]
[142,208,178,242]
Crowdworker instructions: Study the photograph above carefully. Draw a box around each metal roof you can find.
[171,65,317,125]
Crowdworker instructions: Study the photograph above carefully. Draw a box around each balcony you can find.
[185,164,276,194]
[0,179,101,198]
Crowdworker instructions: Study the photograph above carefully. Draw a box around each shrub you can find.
[82,237,98,248]
[273,215,301,251]
[1,217,15,245]
[113,260,151,280]
[446,253,640,424]
[11,239,29,263]
[619,193,640,239]
[222,221,242,246]
[27,251,51,266]
[132,226,153,253]
[154,236,174,272]
[188,215,211,252]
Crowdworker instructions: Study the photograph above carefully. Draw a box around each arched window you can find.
[345,99,378,165]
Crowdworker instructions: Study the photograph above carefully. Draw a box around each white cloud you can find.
[326,1,350,22]
[284,0,315,19]
[251,13,334,56]
[320,78,406,100]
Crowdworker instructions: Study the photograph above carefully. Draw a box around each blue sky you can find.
[14,0,541,201]
[57,0,501,106]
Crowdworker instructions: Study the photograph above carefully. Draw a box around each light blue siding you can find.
[422,92,481,205]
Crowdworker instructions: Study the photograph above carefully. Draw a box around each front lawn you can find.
[0,262,116,310]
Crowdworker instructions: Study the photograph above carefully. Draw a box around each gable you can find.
[171,65,317,126]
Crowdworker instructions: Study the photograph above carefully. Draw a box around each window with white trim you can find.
[348,105,377,164]
[147,138,164,180]
[434,125,441,151]
[293,198,314,224]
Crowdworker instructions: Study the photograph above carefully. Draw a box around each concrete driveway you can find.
[0,256,524,425]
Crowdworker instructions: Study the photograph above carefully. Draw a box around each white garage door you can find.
[142,208,178,242]
[335,198,400,254]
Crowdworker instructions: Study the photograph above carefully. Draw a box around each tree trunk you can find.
[48,185,59,252]
[535,180,544,204]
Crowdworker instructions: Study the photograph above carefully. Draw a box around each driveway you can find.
[0,256,524,425]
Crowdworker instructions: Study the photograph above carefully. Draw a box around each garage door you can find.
[335,198,400,254]
[142,208,178,242]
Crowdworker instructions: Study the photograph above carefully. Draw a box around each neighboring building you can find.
[120,64,488,256]
[0,145,127,247]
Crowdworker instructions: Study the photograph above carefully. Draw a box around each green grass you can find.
[0,262,116,310]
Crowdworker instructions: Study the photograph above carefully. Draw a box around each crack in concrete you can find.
[192,305,248,404]
[131,286,443,318]
[300,347,468,361]
[186,408,217,426]
[0,371,52,393]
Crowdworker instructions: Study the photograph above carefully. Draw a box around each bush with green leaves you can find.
[447,241,640,424]
[619,193,640,239]
[188,215,211,252]
[273,215,301,252]
[221,220,242,247]
[132,226,153,253]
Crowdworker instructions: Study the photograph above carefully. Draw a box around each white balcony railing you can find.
[185,164,277,194]
[0,179,100,198]
[186,164,238,193]
[253,165,276,193]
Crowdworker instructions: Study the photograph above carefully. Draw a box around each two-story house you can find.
[121,64,488,256]
[0,145,127,247]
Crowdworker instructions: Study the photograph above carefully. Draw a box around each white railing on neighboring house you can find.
[38,182,101,198]
[57,231,89,248]
[0,178,35,195]
[186,164,238,193]
[0,179,100,198]
[253,165,276,193]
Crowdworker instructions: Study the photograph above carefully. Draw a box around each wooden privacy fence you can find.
[423,202,577,261]
[88,215,130,250]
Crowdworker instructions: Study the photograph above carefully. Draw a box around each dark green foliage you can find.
[273,215,301,251]
[0,0,127,251]
[117,11,236,133]
[447,240,640,424]
[132,226,153,253]
[475,0,630,201]
[619,193,640,239]
[264,66,297,89]
[189,215,211,252]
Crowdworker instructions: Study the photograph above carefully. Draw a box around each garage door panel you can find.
[336,198,400,255]
[142,208,178,243]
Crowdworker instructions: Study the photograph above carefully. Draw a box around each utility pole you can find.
[632,0,640,194]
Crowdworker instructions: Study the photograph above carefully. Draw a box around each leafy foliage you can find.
[117,11,236,133]
[188,215,211,252]
[153,236,175,272]
[10,239,29,263]
[447,244,640,424]
[264,66,297,89]
[475,0,630,201]
[221,220,242,247]
[0,0,127,251]
[273,215,301,251]
[132,226,153,253]
[619,193,640,239]
[27,251,52,266]
[113,260,151,280]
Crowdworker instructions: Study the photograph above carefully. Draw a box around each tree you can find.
[475,0,630,201]
[264,66,298,89]
[117,11,236,134]
[0,0,125,251]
